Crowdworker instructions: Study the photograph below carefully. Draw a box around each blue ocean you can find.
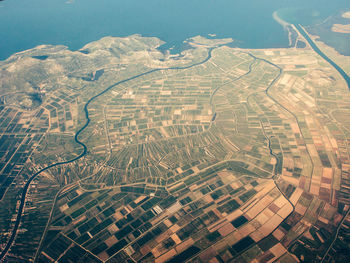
[0,0,349,60]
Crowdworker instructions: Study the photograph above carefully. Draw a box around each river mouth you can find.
[295,24,350,89]
[275,7,350,56]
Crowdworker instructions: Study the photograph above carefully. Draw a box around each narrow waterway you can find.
[0,48,215,261]
[295,24,350,89]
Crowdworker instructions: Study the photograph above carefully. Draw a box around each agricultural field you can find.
[0,32,350,262]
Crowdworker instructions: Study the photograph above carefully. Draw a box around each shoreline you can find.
[272,10,291,29]
[273,10,296,47]
[1,33,294,64]
[295,23,350,89]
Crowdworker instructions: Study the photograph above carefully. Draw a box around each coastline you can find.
[295,23,350,89]
[272,10,291,29]
[272,10,297,47]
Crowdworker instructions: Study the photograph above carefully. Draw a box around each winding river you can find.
[1,24,350,260]
[0,49,215,261]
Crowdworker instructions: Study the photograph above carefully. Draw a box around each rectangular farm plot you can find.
[41,165,293,262]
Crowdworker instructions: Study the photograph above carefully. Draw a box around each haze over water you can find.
[0,0,349,60]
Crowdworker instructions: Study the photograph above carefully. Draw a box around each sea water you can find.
[0,0,349,60]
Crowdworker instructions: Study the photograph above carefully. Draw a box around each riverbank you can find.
[295,24,350,89]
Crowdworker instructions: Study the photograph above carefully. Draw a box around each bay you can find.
[0,0,349,60]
